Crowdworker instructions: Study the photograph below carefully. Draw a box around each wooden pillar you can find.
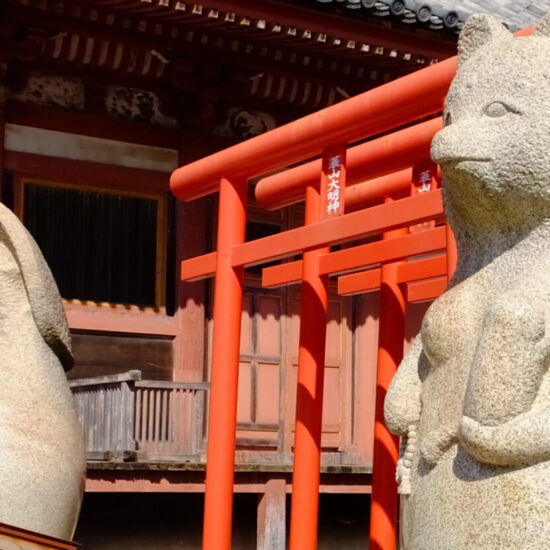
[353,291,381,465]
[173,132,209,382]
[173,199,207,382]
[257,478,287,550]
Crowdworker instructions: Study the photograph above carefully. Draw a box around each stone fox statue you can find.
[0,203,85,539]
[385,13,550,550]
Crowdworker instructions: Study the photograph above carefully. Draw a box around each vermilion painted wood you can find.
[250,27,531,213]
[398,254,447,284]
[170,60,456,200]
[182,185,444,285]
[289,146,349,549]
[0,522,77,550]
[256,118,441,210]
[336,254,447,296]
[337,268,382,295]
[262,260,304,288]
[516,25,537,36]
[261,227,446,288]
[201,177,247,550]
[407,277,448,302]
[369,215,408,550]
[288,184,331,550]
[370,260,404,550]
[345,168,413,211]
[180,190,444,280]
[180,252,217,282]
[319,226,446,275]
[86,472,371,493]
[232,190,444,267]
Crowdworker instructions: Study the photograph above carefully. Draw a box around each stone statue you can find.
[0,203,85,539]
[385,13,550,549]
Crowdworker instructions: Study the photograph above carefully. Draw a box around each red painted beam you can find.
[262,259,303,288]
[407,277,447,302]
[318,226,445,276]
[399,254,447,283]
[180,252,217,282]
[181,190,443,280]
[263,167,436,285]
[263,228,445,288]
[263,233,446,290]
[256,118,441,210]
[170,60,456,200]
[516,25,537,36]
[336,254,447,295]
[177,230,459,286]
[233,190,443,267]
[345,168,413,211]
[337,268,381,295]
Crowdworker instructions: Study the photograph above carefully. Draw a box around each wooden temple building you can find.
[1,1,544,548]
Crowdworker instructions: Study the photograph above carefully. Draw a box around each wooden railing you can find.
[69,371,209,462]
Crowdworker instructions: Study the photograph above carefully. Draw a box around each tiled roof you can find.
[312,1,550,32]
[435,1,550,30]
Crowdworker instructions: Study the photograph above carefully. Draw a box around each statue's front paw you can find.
[459,414,550,467]
[459,416,503,465]
[420,425,457,464]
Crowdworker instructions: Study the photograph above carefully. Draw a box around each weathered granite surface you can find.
[0,203,85,539]
[385,13,550,549]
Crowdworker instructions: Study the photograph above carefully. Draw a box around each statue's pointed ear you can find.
[458,14,511,66]
[534,12,550,36]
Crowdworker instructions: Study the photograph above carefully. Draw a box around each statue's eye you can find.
[443,111,452,126]
[484,102,515,118]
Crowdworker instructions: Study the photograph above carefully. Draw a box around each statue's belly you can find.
[417,283,483,450]
[404,446,550,550]
[0,338,85,539]
[0,424,84,539]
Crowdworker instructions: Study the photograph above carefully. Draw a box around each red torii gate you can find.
[170,54,456,550]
